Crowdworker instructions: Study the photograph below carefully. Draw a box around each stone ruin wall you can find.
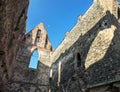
[4,23,53,92]
[0,0,29,90]
[0,0,120,92]
[51,0,120,92]
[50,0,119,63]
[0,0,53,91]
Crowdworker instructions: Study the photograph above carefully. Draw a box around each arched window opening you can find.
[76,53,81,67]
[36,36,40,42]
[36,30,41,43]
[29,50,39,69]
[37,30,41,35]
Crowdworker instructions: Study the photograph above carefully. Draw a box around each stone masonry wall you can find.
[51,1,105,63]
[4,23,53,92]
[0,0,29,91]
[51,0,120,92]
[51,0,118,63]
[0,0,120,92]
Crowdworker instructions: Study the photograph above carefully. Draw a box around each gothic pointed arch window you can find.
[29,50,39,69]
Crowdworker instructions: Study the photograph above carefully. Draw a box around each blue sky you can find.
[26,0,92,49]
[29,50,38,69]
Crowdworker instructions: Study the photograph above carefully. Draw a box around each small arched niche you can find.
[29,50,39,69]
[76,53,81,67]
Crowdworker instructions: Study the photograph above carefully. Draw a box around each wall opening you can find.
[76,53,81,67]
[36,30,41,43]
[37,30,41,35]
[36,37,40,42]
[29,50,39,69]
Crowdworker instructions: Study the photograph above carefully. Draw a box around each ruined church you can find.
[0,0,120,92]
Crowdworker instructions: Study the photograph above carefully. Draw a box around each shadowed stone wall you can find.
[0,0,29,91]
[51,0,120,92]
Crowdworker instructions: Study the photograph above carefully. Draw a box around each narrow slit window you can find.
[36,36,39,42]
[76,53,81,67]
[36,30,41,43]
[29,50,39,69]
[37,30,41,35]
